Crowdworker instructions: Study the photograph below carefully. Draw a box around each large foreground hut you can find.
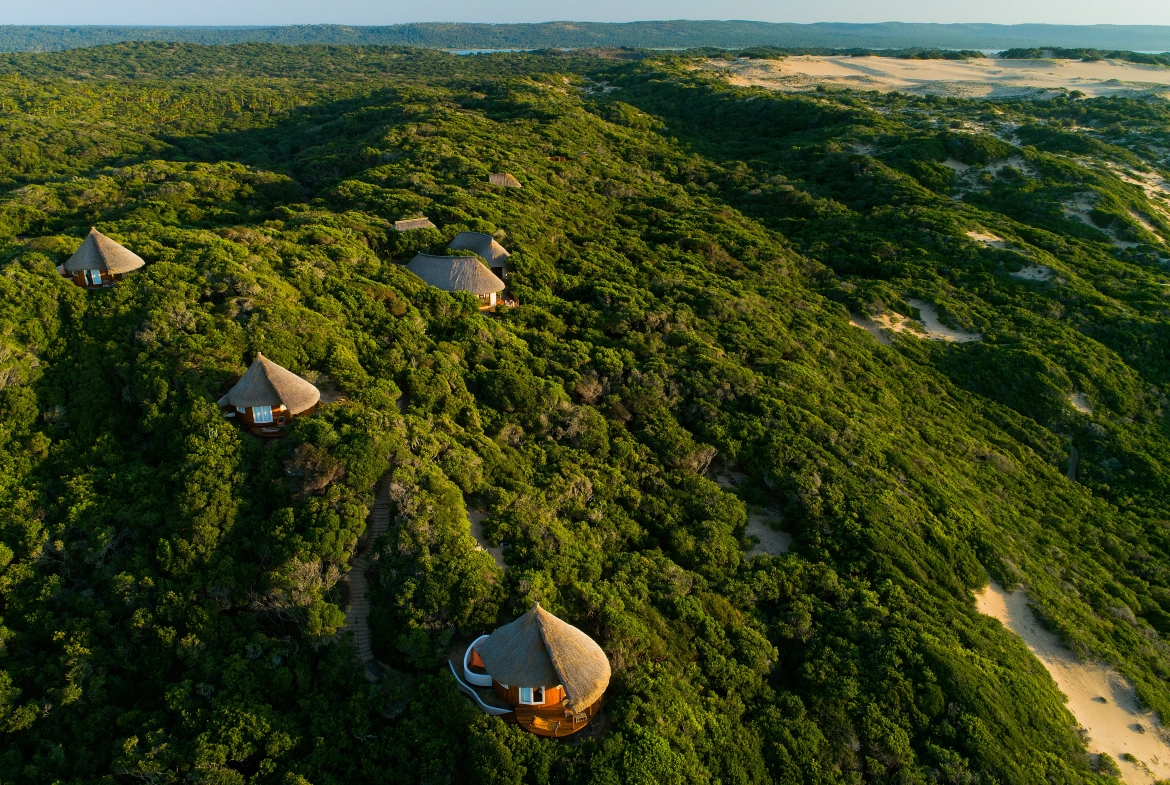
[405,253,505,309]
[448,231,510,281]
[218,354,320,437]
[458,604,610,737]
[61,228,145,289]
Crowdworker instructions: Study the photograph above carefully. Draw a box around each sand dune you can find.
[711,56,1170,98]
[976,583,1170,784]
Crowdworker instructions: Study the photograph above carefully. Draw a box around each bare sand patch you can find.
[976,583,1170,784]
[1110,165,1170,212]
[1064,192,1099,227]
[850,302,980,344]
[1012,265,1055,282]
[849,313,894,345]
[1063,192,1144,248]
[1129,210,1168,245]
[1069,393,1093,414]
[967,229,1007,247]
[745,510,792,557]
[708,56,1170,99]
[907,299,981,342]
[468,509,505,569]
[966,229,1024,252]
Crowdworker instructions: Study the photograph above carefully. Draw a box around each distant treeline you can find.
[1002,47,1170,67]
[725,46,984,60]
[0,20,1169,53]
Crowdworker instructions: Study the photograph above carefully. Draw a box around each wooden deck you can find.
[338,476,392,680]
[510,697,602,738]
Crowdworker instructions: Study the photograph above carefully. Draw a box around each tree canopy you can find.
[1,42,1169,784]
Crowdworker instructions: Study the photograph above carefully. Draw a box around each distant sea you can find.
[0,21,1168,54]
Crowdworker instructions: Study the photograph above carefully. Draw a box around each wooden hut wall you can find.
[492,680,565,708]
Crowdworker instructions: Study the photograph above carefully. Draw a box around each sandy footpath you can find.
[709,56,1170,98]
[976,583,1170,783]
[467,508,506,569]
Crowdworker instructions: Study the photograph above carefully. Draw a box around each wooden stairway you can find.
[339,475,392,680]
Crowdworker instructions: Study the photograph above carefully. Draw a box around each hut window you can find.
[88,269,103,285]
[253,406,273,423]
[236,406,245,414]
[518,687,544,705]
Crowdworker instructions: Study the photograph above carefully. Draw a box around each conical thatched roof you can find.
[405,254,505,296]
[394,218,437,231]
[63,228,145,274]
[489,173,522,188]
[217,354,321,415]
[477,604,610,712]
[448,232,510,266]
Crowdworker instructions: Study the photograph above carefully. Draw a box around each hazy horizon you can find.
[4,0,1170,28]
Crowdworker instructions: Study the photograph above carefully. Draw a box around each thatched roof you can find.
[477,604,610,712]
[405,254,504,296]
[448,232,510,266]
[217,354,321,415]
[62,228,145,274]
[489,173,522,188]
[394,218,437,231]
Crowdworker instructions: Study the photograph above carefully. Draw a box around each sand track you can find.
[976,583,1170,783]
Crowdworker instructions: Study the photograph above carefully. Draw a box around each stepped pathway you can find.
[339,475,392,680]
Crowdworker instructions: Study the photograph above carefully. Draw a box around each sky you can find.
[3,0,1170,26]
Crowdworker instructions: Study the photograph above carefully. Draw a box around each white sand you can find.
[907,299,982,342]
[1069,393,1093,414]
[849,313,894,345]
[467,509,505,569]
[850,302,980,344]
[1110,166,1170,214]
[967,230,1011,250]
[1012,265,1055,282]
[1064,192,1099,227]
[710,56,1170,98]
[745,511,792,557]
[1129,211,1168,245]
[976,583,1170,784]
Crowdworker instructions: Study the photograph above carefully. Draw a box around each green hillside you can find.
[1,42,1169,783]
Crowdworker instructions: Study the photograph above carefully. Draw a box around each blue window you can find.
[252,406,273,423]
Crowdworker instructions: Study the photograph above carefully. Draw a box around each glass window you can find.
[236,406,245,414]
[252,406,273,423]
[518,687,544,705]
[89,269,103,285]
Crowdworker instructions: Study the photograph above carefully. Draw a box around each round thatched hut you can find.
[62,228,145,289]
[448,232,510,281]
[218,354,321,437]
[405,253,505,309]
[488,172,522,188]
[461,604,610,737]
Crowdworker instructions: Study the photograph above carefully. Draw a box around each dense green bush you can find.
[0,42,1168,783]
